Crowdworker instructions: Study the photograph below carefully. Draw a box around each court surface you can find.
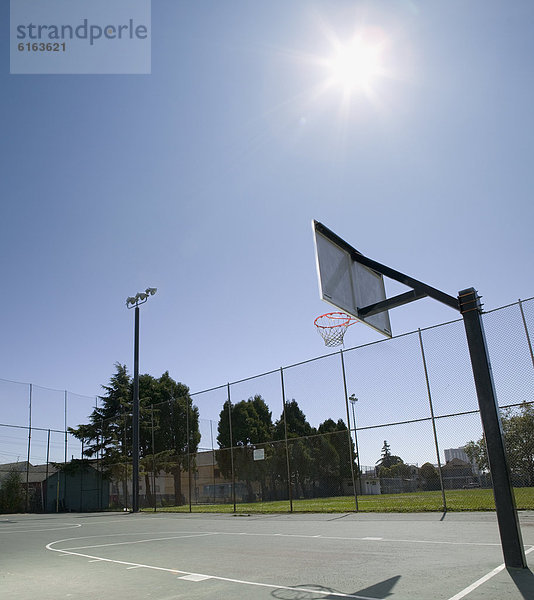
[2,511,534,599]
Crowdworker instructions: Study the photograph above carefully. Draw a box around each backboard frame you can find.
[313,220,459,338]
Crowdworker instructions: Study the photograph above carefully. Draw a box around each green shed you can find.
[45,461,109,512]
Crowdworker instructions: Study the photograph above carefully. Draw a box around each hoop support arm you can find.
[314,221,459,312]
[358,289,427,318]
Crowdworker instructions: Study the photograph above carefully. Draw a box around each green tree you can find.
[70,363,131,503]
[273,400,314,498]
[70,364,199,507]
[0,469,24,513]
[316,418,356,495]
[376,441,403,476]
[463,439,488,473]
[419,462,440,491]
[145,372,199,506]
[465,402,534,485]
[216,395,273,501]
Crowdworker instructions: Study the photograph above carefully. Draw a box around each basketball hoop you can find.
[314,312,358,347]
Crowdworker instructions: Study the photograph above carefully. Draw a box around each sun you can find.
[325,35,385,94]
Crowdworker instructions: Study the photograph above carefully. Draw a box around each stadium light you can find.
[126,287,157,513]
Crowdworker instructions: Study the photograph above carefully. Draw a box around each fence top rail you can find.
[0,422,65,434]
[193,297,533,390]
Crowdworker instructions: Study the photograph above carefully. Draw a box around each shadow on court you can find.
[507,567,534,599]
[271,576,401,599]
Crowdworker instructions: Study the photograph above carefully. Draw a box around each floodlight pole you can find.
[126,288,157,514]
[349,395,361,481]
[132,304,140,513]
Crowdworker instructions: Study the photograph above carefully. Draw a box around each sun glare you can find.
[326,36,385,93]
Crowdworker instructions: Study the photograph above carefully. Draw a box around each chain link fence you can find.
[1,298,533,513]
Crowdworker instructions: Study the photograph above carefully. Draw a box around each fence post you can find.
[100,419,104,511]
[64,390,68,512]
[418,329,447,512]
[25,383,32,512]
[340,351,358,511]
[280,368,293,512]
[210,419,216,504]
[227,384,236,513]
[80,440,84,511]
[518,299,534,369]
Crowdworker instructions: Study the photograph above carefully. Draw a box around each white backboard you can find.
[313,222,392,338]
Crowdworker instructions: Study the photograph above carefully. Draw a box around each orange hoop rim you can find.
[314,311,358,329]
[314,312,358,347]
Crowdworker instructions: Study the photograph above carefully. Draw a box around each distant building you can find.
[441,458,477,489]
[0,461,58,511]
[444,447,480,475]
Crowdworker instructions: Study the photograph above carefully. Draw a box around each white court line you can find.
[222,531,502,548]
[179,574,211,582]
[45,539,379,600]
[447,546,534,600]
[62,532,218,551]
[1,523,82,533]
[45,528,526,599]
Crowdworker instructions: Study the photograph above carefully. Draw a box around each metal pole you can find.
[151,405,156,512]
[25,384,32,512]
[418,329,447,512]
[45,429,50,512]
[280,368,293,512]
[459,288,526,569]
[132,305,140,513]
[64,390,68,512]
[227,384,236,513]
[100,419,104,511]
[210,419,216,503]
[340,351,358,511]
[349,397,361,488]
[80,440,84,511]
[518,299,534,369]
[187,399,192,513]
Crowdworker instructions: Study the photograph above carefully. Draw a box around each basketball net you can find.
[314,312,358,347]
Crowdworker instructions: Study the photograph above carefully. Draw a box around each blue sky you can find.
[2,1,533,456]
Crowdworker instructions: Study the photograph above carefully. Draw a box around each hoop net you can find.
[314,312,358,347]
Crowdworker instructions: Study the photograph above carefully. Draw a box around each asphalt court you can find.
[2,511,534,599]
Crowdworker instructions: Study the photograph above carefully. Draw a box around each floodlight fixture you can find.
[126,287,157,309]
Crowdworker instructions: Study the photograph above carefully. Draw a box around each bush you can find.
[0,469,25,513]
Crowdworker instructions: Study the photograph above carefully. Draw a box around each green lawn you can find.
[146,487,534,514]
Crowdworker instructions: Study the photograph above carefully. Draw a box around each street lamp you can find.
[349,395,361,479]
[126,287,157,513]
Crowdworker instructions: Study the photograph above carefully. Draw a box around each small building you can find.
[45,462,109,512]
[361,476,381,495]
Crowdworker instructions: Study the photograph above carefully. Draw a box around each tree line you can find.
[69,364,358,504]
[464,401,534,486]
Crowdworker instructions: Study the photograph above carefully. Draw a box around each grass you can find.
[143,487,534,514]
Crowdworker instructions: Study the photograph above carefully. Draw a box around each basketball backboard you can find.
[313,220,392,338]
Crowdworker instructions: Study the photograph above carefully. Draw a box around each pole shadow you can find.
[507,567,534,600]
[271,575,401,599]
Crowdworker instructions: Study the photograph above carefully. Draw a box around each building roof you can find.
[0,462,58,484]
